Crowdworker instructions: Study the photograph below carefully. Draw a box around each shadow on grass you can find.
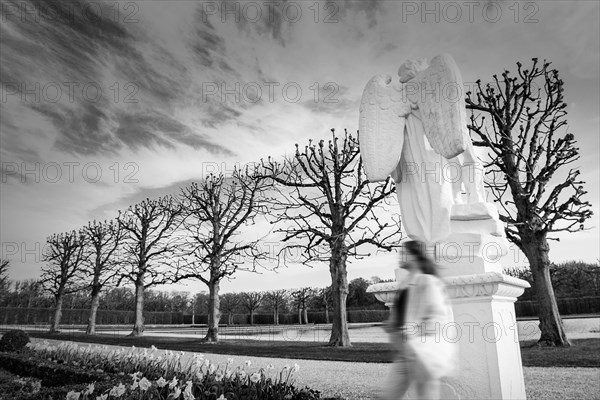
[28,332,599,367]
[29,331,397,363]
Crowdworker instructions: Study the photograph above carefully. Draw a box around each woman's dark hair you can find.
[404,240,438,276]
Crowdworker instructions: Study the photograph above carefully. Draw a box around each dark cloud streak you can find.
[1,0,233,157]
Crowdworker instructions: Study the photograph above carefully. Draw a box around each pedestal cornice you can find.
[443,272,530,300]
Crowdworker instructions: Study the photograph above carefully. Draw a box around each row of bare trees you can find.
[32,131,402,346]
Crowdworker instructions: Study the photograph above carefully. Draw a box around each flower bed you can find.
[0,341,333,399]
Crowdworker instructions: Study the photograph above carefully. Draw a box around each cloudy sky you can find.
[1,0,598,295]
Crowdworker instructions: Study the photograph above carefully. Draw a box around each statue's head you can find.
[398,58,428,83]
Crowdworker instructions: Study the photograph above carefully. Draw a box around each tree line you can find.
[504,261,600,302]
[1,270,386,325]
[2,131,401,347]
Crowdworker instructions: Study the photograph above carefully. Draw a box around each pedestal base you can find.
[440,272,530,399]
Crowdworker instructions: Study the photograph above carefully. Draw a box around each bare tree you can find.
[261,129,402,346]
[0,259,9,303]
[264,289,288,325]
[41,230,87,333]
[311,286,333,324]
[466,58,593,346]
[81,219,125,335]
[310,286,333,324]
[220,292,242,325]
[118,195,183,336]
[290,287,316,324]
[241,291,263,325]
[22,280,43,323]
[176,168,270,341]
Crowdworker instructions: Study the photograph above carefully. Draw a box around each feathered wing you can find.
[409,53,468,159]
[358,74,410,182]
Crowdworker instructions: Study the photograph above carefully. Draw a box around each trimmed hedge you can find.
[0,351,112,387]
[515,296,600,318]
[200,310,391,326]
[0,367,105,400]
[0,330,30,352]
[348,310,389,323]
[0,307,183,325]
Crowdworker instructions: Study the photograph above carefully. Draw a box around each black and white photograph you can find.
[1,1,598,399]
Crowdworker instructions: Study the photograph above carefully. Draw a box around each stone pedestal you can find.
[437,204,530,399]
[440,271,530,399]
[368,204,530,399]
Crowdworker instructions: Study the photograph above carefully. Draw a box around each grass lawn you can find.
[29,331,599,367]
[29,331,396,363]
[520,338,600,368]
[524,367,600,400]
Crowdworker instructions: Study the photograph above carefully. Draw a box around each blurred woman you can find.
[381,240,455,400]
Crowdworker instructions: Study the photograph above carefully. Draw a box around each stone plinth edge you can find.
[443,272,530,300]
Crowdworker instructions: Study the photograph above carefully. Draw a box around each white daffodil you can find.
[250,372,261,383]
[139,377,151,391]
[156,377,167,388]
[168,376,178,389]
[66,391,80,400]
[109,383,126,397]
[183,381,194,400]
[84,383,95,395]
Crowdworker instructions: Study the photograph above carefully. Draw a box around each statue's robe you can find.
[392,109,459,243]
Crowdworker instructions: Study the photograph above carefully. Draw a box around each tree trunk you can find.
[274,307,279,325]
[130,281,145,336]
[50,294,64,333]
[204,281,220,342]
[297,307,302,324]
[228,312,233,325]
[25,296,32,323]
[522,234,570,346]
[329,247,350,346]
[303,307,308,324]
[86,287,101,335]
[325,304,330,324]
[250,310,254,325]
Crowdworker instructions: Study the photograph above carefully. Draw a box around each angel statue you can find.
[359,54,488,244]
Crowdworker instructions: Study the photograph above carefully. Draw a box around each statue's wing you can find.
[409,53,468,159]
[359,74,409,182]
